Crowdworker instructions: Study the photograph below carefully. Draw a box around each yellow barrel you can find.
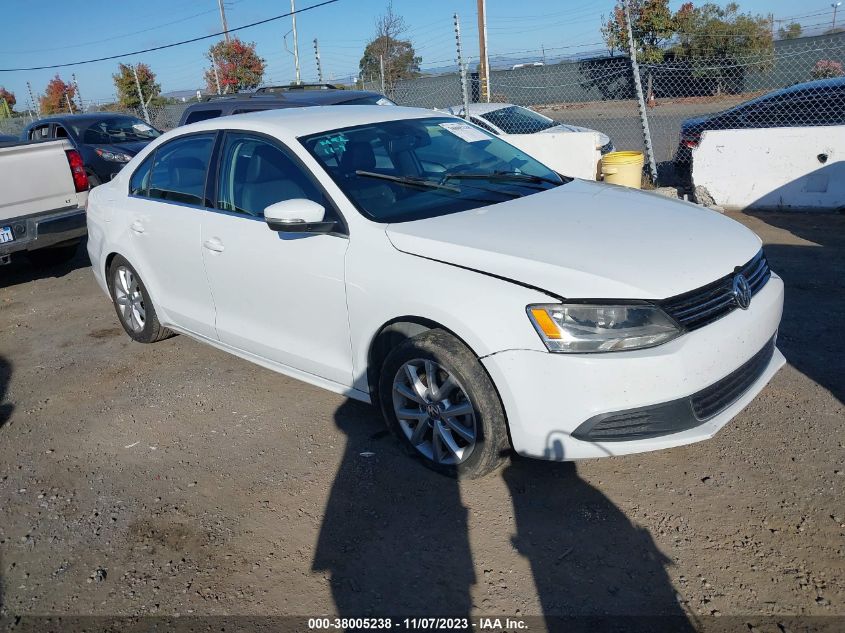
[601,151,645,189]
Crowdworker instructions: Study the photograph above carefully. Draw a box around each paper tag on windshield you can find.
[439,122,489,143]
[132,123,153,132]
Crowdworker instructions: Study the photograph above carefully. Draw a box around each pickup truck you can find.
[0,139,89,266]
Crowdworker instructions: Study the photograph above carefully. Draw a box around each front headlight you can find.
[527,303,681,353]
[95,148,132,163]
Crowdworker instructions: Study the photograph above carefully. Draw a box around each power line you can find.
[0,0,340,73]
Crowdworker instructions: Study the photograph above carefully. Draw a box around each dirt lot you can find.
[0,211,843,631]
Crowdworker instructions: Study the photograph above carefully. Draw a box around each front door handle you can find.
[130,220,145,234]
[203,237,225,253]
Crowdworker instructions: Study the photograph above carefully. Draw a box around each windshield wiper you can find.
[355,170,459,192]
[442,170,562,186]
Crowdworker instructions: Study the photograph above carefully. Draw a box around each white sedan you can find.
[87,106,784,478]
[442,102,614,154]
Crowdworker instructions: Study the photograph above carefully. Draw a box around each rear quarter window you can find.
[184,109,222,124]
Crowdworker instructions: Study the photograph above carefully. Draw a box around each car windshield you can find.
[76,117,161,145]
[300,116,565,223]
[480,106,557,134]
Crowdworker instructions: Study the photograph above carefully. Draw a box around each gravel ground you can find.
[0,211,843,631]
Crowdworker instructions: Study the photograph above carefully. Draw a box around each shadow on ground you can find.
[0,241,90,290]
[314,400,693,630]
[748,211,845,403]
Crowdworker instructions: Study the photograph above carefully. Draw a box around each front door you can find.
[200,132,353,386]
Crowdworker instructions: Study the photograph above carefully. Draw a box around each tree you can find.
[601,0,676,63]
[40,75,77,115]
[204,38,265,93]
[777,22,802,40]
[359,2,421,93]
[672,2,773,94]
[0,86,16,113]
[113,63,161,108]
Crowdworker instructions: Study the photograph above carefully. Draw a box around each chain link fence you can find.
[3,32,843,186]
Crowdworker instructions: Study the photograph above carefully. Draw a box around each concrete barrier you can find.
[692,126,845,211]
[502,131,601,181]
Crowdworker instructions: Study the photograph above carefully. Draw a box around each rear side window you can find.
[184,109,222,124]
[147,134,215,206]
[129,154,154,196]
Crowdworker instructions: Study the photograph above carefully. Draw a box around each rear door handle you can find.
[130,220,145,234]
[203,238,225,253]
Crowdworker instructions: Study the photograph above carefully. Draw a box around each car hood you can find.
[542,123,611,147]
[385,179,761,299]
[681,114,714,131]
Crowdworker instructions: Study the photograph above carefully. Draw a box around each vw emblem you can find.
[732,274,751,310]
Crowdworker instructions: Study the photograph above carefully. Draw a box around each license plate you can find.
[0,226,14,244]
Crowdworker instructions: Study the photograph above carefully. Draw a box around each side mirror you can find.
[264,198,335,233]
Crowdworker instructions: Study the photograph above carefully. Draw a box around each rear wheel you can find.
[378,329,509,478]
[107,255,174,343]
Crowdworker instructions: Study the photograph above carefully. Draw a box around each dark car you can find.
[178,84,395,126]
[675,77,845,172]
[22,113,161,186]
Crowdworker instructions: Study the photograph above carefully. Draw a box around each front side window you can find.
[78,117,160,145]
[480,106,557,134]
[300,116,564,223]
[147,134,215,206]
[129,154,154,196]
[216,132,326,217]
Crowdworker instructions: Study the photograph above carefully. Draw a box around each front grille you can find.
[660,250,771,331]
[573,336,776,442]
[691,336,775,420]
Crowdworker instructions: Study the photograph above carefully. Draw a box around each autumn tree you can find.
[601,0,676,62]
[113,63,162,108]
[204,38,265,93]
[40,75,77,115]
[0,86,16,113]
[359,2,421,93]
[777,22,802,40]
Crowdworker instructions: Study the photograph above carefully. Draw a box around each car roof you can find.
[28,112,141,126]
[192,89,386,108]
[725,76,845,113]
[176,105,450,137]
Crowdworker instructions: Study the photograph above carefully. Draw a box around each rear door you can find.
[120,133,218,338]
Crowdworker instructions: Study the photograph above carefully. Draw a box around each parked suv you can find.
[23,113,161,186]
[675,77,845,173]
[178,84,395,126]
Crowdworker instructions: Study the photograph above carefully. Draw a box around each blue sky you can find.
[0,0,836,106]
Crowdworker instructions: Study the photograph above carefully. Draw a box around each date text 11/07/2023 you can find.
[307,617,529,630]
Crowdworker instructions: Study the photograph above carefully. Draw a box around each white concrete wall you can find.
[692,126,845,211]
[502,132,601,181]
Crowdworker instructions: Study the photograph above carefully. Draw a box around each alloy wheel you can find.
[392,359,477,465]
[113,265,146,333]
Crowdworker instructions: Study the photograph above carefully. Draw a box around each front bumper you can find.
[0,207,87,256]
[482,274,785,460]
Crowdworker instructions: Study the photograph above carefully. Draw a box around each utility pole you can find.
[379,55,385,95]
[541,44,546,65]
[218,0,230,42]
[132,64,151,124]
[211,52,222,95]
[623,0,657,184]
[64,93,74,114]
[313,38,323,83]
[454,13,470,119]
[290,0,301,85]
[27,82,40,117]
[833,2,842,30]
[476,0,490,102]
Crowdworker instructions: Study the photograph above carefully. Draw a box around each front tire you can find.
[107,255,174,343]
[378,329,509,478]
